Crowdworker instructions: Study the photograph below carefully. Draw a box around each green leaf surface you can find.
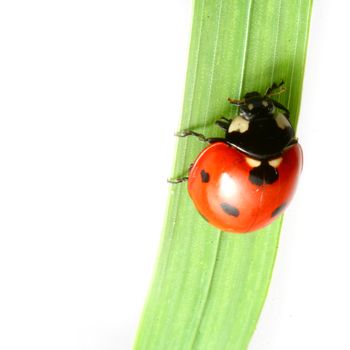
[134,0,312,349]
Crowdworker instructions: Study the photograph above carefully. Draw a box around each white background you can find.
[0,1,349,349]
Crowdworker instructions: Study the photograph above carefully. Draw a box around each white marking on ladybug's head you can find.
[245,157,261,168]
[247,103,254,110]
[228,116,249,133]
[262,100,269,107]
[275,113,291,130]
[268,157,283,168]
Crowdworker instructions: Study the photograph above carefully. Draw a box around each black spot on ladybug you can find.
[249,160,279,186]
[200,169,210,183]
[220,203,240,217]
[271,202,288,217]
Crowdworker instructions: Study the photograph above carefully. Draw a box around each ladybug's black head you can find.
[239,92,275,120]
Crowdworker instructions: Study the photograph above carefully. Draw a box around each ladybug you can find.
[169,82,302,233]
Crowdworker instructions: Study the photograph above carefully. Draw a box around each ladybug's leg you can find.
[271,99,290,118]
[167,176,188,184]
[176,130,224,144]
[266,81,286,96]
[215,117,231,130]
[227,97,244,106]
[167,163,194,184]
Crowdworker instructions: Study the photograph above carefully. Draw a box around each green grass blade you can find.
[134,0,313,349]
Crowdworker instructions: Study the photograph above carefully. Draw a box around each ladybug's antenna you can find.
[265,81,286,97]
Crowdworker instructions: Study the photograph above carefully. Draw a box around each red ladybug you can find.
[170,82,303,233]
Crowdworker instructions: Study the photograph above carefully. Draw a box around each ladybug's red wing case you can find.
[172,84,303,233]
[187,142,302,233]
